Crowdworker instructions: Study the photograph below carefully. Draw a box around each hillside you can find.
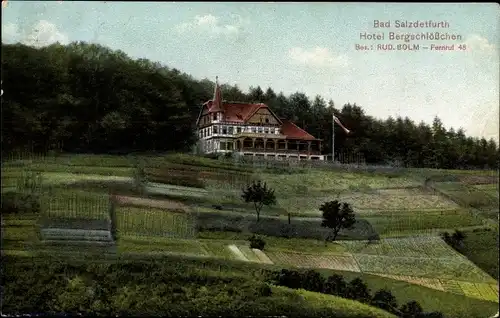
[2,42,499,169]
[1,153,498,317]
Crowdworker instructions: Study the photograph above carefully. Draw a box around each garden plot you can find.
[372,273,444,291]
[364,213,484,237]
[146,182,208,198]
[261,170,419,195]
[114,195,190,213]
[343,189,458,211]
[237,245,262,262]
[117,235,207,256]
[473,184,499,200]
[355,254,496,283]
[457,281,499,302]
[116,206,196,238]
[199,241,237,260]
[439,280,465,295]
[266,251,361,272]
[253,248,274,264]
[227,244,249,262]
[339,236,461,258]
[42,189,110,220]
[42,172,131,185]
[278,189,458,216]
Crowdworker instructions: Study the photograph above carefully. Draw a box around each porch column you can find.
[263,138,267,151]
[307,141,312,155]
[285,140,288,150]
[252,138,256,148]
[274,140,278,151]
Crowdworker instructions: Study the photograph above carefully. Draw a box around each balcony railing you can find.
[239,147,321,155]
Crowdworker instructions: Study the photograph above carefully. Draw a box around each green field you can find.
[1,153,499,317]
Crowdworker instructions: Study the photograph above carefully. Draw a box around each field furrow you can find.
[474,283,500,302]
[227,244,249,262]
[353,254,494,282]
[340,236,460,258]
[252,248,274,264]
[237,245,261,262]
[267,251,360,272]
[440,280,465,295]
[373,273,444,291]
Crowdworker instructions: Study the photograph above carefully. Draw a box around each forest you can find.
[1,42,498,169]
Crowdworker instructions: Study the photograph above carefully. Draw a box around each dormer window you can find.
[265,118,269,123]
[213,113,217,121]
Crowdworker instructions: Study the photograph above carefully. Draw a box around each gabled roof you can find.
[198,77,320,141]
[280,119,318,140]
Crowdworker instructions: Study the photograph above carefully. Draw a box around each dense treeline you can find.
[2,42,498,169]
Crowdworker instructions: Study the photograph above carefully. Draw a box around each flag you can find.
[333,114,351,134]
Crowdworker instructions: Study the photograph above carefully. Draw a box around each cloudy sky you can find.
[2,2,499,141]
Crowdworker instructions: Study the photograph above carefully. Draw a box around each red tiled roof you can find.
[280,119,318,140]
[200,78,319,140]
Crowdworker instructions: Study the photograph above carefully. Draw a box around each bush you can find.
[323,274,347,297]
[371,289,398,314]
[1,192,41,215]
[248,235,266,250]
[400,300,423,317]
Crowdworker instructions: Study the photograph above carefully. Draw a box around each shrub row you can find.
[269,268,444,318]
[1,191,41,215]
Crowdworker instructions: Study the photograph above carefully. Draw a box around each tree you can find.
[371,289,398,314]
[301,269,324,293]
[323,274,347,296]
[345,278,371,303]
[400,300,423,317]
[241,181,276,222]
[319,200,356,243]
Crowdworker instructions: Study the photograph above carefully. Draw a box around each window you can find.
[264,128,269,134]
[237,127,242,134]
[258,127,263,133]
[213,113,217,121]
[227,142,233,150]
[213,126,218,134]
[252,127,256,133]
[265,118,269,123]
[228,126,234,135]
[222,126,227,134]
[220,142,226,150]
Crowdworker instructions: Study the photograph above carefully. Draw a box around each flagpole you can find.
[332,114,335,162]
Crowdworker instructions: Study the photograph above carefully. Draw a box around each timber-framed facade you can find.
[196,78,325,160]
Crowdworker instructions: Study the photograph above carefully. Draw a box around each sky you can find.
[2,1,499,142]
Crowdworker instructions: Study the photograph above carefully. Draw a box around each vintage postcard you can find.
[1,2,499,318]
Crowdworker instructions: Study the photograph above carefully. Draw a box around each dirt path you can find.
[114,195,191,213]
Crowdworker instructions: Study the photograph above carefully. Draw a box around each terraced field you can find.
[355,254,494,282]
[266,251,361,272]
[339,236,462,258]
